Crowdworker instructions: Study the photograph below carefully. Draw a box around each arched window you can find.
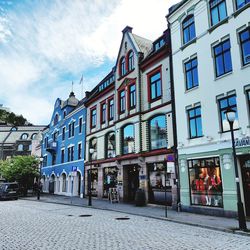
[106,132,115,158]
[149,115,167,150]
[89,138,97,160]
[18,144,23,151]
[123,124,135,154]
[63,110,67,118]
[31,133,37,140]
[62,173,66,192]
[128,51,134,71]
[120,57,126,76]
[182,15,196,44]
[20,133,28,140]
[54,114,59,125]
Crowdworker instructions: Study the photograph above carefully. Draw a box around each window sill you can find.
[241,62,250,70]
[149,96,162,104]
[233,3,250,18]
[185,85,199,94]
[214,71,232,81]
[187,135,204,140]
[218,128,240,134]
[180,38,197,51]
[117,69,135,81]
[129,106,136,111]
[208,17,229,33]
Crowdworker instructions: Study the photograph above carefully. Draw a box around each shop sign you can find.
[166,154,175,162]
[235,137,250,148]
[72,166,77,172]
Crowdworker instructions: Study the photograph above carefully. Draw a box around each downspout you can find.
[138,52,144,154]
[168,21,181,211]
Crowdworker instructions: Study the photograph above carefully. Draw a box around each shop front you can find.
[103,167,118,198]
[147,162,172,205]
[239,155,250,217]
[123,165,140,202]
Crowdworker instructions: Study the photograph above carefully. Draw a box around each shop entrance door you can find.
[240,155,250,216]
[127,166,139,202]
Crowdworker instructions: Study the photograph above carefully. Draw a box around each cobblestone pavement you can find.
[0,200,249,250]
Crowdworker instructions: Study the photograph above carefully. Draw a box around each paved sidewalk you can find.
[22,194,250,236]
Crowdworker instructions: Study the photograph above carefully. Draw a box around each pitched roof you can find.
[131,33,153,57]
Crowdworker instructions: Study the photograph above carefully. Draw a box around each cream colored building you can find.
[85,26,176,205]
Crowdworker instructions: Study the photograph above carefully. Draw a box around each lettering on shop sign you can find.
[234,137,250,147]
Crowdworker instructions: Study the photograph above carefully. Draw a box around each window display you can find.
[188,157,223,207]
[88,168,98,197]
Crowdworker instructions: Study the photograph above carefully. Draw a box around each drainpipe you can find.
[168,22,181,211]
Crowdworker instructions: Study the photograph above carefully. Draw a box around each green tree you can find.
[0,156,40,195]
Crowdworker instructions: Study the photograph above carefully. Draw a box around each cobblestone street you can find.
[0,200,249,250]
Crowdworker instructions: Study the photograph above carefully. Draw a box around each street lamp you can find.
[88,148,95,206]
[225,108,247,231]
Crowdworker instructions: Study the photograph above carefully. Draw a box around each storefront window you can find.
[88,168,98,197]
[149,115,167,150]
[148,162,172,205]
[188,157,223,207]
[106,132,115,158]
[103,167,118,198]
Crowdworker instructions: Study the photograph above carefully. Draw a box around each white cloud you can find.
[0,0,179,124]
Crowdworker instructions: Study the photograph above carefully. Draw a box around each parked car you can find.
[0,182,19,200]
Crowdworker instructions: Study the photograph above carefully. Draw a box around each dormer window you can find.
[120,57,126,76]
[20,133,28,140]
[154,38,165,51]
[128,51,134,71]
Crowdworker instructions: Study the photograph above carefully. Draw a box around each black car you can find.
[0,182,19,200]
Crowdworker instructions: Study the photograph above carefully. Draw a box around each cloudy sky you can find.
[0,0,178,125]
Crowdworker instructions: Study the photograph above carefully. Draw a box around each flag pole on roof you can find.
[79,74,84,99]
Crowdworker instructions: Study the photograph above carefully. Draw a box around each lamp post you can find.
[88,148,95,206]
[164,160,168,218]
[225,108,247,231]
[1,126,17,160]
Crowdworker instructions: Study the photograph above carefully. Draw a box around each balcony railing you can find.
[46,141,57,152]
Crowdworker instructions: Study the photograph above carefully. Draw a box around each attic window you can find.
[154,38,165,51]
[54,114,59,125]
[125,42,127,50]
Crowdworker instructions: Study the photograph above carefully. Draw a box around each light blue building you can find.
[41,92,86,197]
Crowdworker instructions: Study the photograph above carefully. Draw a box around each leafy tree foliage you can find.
[0,110,31,126]
[0,156,39,195]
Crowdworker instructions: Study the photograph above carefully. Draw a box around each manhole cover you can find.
[67,215,73,217]
[115,217,130,220]
[79,214,92,217]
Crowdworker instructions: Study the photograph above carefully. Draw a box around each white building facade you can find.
[167,0,250,216]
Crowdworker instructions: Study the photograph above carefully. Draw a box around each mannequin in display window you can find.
[207,168,222,206]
